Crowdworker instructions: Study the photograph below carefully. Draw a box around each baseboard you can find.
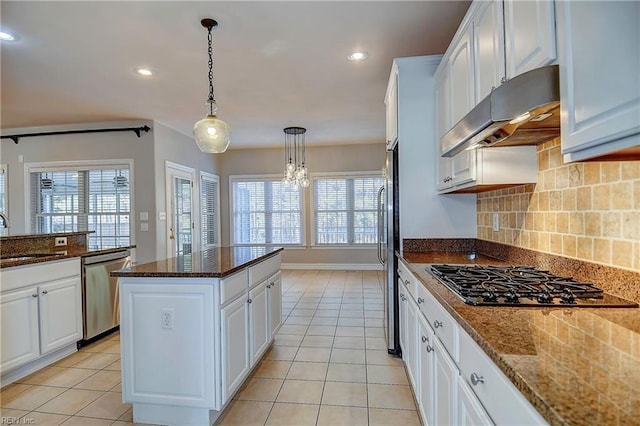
[282,263,383,271]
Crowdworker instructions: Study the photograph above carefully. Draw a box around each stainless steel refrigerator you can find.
[378,143,400,356]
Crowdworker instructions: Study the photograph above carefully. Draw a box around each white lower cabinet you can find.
[399,259,548,426]
[0,258,82,385]
[458,375,492,425]
[249,280,270,365]
[221,293,250,403]
[268,272,282,338]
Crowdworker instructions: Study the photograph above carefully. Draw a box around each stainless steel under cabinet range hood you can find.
[441,65,561,158]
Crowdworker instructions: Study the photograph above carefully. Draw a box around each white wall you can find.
[396,56,476,241]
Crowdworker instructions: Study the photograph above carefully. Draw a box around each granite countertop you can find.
[0,246,135,268]
[111,246,284,278]
[400,251,640,426]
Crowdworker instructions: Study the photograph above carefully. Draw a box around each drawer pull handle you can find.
[426,345,433,353]
[32,293,38,298]
[417,297,424,304]
[421,335,427,343]
[470,372,484,385]
[41,290,48,295]
[247,298,252,304]
[404,279,410,286]
[433,320,443,329]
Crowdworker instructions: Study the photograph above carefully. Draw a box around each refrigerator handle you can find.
[377,185,385,265]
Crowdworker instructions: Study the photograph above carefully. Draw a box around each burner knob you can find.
[560,289,576,304]
[537,291,553,304]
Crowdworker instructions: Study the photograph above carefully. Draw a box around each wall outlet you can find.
[492,213,500,232]
[54,237,68,246]
[161,309,174,330]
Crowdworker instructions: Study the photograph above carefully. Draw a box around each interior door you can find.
[166,162,196,259]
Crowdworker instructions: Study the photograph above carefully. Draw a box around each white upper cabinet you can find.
[472,0,506,102]
[448,24,475,126]
[556,0,640,162]
[504,0,557,78]
[385,64,399,149]
[435,66,453,191]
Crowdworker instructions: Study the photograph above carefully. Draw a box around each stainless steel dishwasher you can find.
[81,249,131,344]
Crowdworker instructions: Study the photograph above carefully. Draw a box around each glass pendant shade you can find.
[193,114,231,153]
[282,126,309,189]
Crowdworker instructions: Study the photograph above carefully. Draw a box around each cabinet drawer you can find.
[249,254,280,288]
[419,284,459,363]
[220,270,248,305]
[1,258,80,293]
[397,261,418,302]
[459,330,545,425]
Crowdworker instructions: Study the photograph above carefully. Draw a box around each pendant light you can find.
[282,127,310,188]
[193,18,231,153]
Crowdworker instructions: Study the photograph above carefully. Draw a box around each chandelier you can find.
[282,127,310,188]
[193,18,231,153]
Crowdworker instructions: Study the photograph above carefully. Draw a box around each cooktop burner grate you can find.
[428,264,638,307]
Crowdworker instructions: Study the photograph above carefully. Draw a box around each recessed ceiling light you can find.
[135,67,155,77]
[347,51,369,61]
[0,31,17,42]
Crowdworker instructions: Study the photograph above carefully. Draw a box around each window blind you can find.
[313,175,384,245]
[200,173,219,249]
[30,167,130,249]
[231,177,302,245]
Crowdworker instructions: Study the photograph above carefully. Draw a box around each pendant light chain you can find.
[207,25,215,114]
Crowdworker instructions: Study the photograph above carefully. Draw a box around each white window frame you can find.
[200,171,220,250]
[229,174,306,247]
[310,171,384,248]
[24,159,135,248]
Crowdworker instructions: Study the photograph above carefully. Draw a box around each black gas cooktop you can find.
[429,264,638,308]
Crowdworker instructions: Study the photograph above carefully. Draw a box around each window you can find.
[200,172,220,249]
[231,176,303,245]
[30,164,131,250]
[313,173,384,245]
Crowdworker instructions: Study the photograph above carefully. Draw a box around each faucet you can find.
[0,212,9,229]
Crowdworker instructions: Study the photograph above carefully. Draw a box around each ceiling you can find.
[1,1,470,149]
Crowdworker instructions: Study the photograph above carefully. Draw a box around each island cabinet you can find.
[116,248,282,426]
[0,258,82,386]
[398,258,546,426]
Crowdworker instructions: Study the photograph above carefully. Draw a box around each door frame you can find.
[165,161,197,259]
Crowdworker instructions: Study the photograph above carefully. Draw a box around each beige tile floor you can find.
[1,270,420,426]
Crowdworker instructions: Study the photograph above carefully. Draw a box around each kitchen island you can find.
[112,246,283,426]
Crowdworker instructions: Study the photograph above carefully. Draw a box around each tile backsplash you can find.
[477,138,640,272]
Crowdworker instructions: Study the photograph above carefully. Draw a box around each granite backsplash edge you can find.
[402,238,640,304]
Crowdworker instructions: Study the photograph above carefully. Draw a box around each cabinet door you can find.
[221,295,250,404]
[249,280,270,365]
[399,289,408,364]
[504,0,556,78]
[473,0,505,102]
[385,67,399,148]
[434,337,458,426]
[0,287,40,371]
[39,276,82,354]
[435,66,453,190]
[406,295,419,393]
[449,24,475,126]
[557,1,640,160]
[418,314,435,426]
[451,149,476,186]
[458,376,493,426]
[268,272,282,338]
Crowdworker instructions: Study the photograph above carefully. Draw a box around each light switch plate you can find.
[140,222,149,232]
[492,213,500,232]
[55,237,68,246]
[139,211,149,221]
